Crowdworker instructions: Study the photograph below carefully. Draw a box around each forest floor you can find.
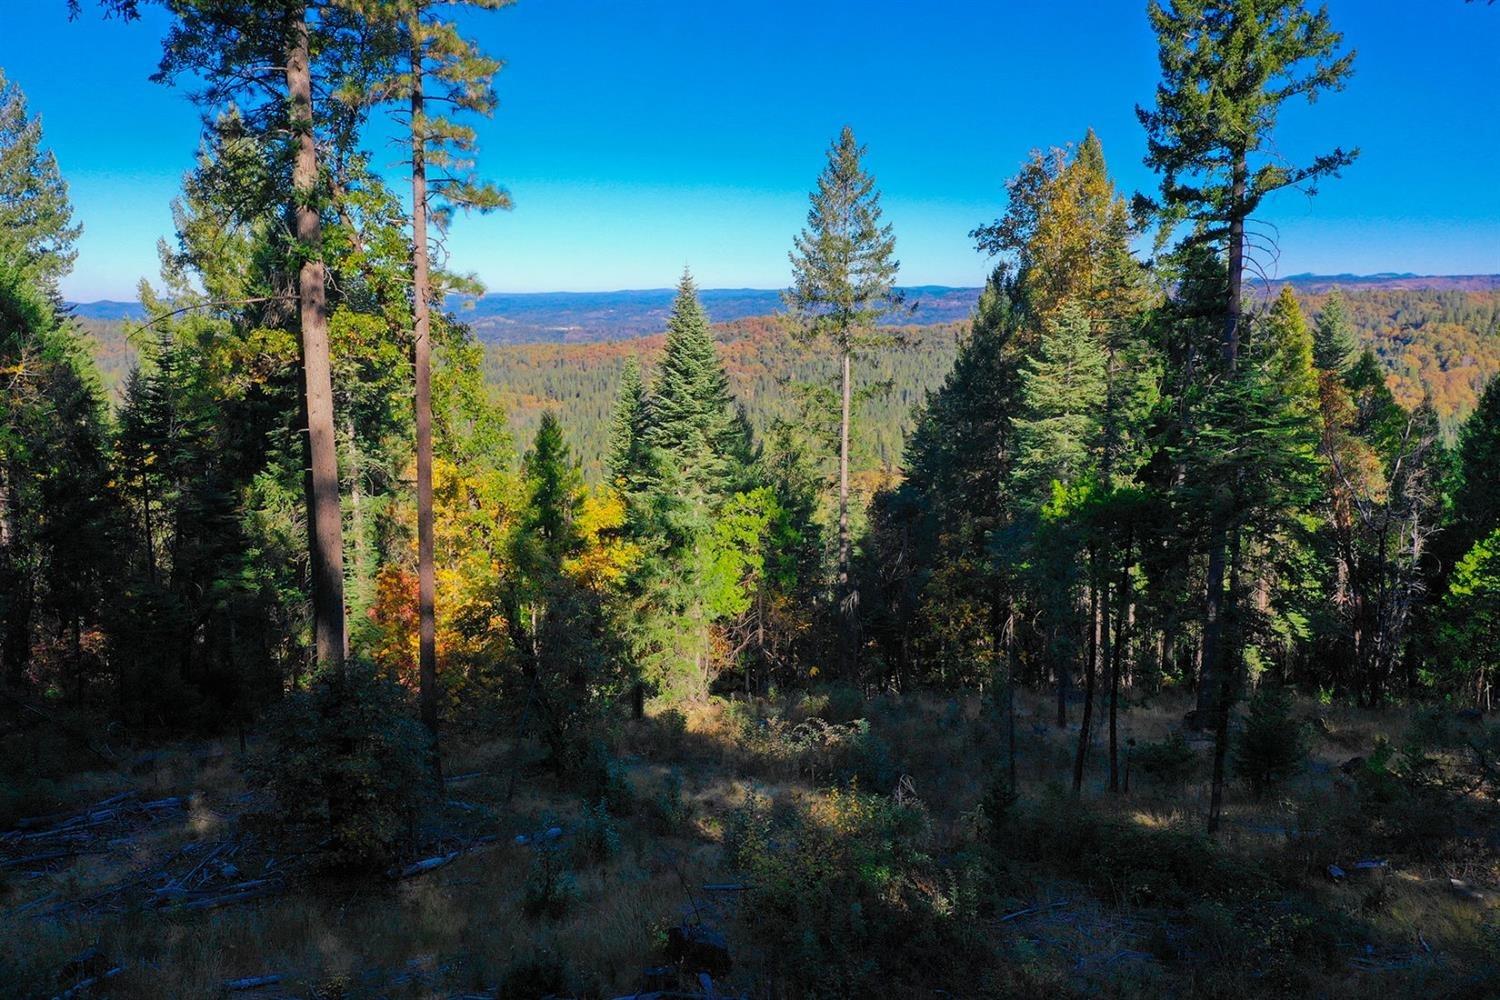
[2,687,1498,998]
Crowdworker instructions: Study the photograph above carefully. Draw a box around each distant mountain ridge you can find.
[66,273,1500,341]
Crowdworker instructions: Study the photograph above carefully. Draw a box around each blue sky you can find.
[2,0,1497,302]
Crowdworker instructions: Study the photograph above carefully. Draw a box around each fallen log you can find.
[396,852,459,879]
[224,974,283,991]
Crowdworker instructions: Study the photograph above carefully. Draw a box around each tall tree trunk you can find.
[286,10,345,675]
[1108,541,1131,793]
[1196,150,1248,720]
[1207,522,1244,834]
[1073,552,1100,795]
[409,35,442,784]
[0,463,32,688]
[838,346,852,676]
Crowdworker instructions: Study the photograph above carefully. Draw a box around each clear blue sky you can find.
[2,0,1497,302]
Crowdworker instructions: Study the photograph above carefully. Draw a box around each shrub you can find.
[561,736,633,815]
[248,662,435,871]
[998,791,1272,908]
[979,772,1019,848]
[1132,732,1199,787]
[571,799,620,866]
[642,769,690,835]
[817,683,866,724]
[522,848,580,919]
[723,787,981,994]
[1232,685,1307,799]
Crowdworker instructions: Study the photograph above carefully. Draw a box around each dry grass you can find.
[3,687,1497,998]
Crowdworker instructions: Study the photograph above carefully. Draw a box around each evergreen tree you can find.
[0,70,81,291]
[352,0,515,770]
[1014,304,1108,502]
[606,355,649,488]
[1450,375,1500,557]
[1313,288,1357,373]
[1138,0,1356,726]
[646,270,753,496]
[150,1,377,673]
[0,264,117,693]
[787,126,903,675]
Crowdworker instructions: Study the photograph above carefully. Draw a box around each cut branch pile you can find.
[1,790,184,878]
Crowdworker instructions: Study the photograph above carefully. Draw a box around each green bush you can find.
[1132,732,1199,787]
[1231,685,1307,799]
[642,769,689,834]
[571,799,620,866]
[248,662,435,871]
[522,848,580,919]
[998,791,1272,908]
[724,787,982,994]
[817,683,867,724]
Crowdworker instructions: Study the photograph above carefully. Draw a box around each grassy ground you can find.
[2,688,1497,998]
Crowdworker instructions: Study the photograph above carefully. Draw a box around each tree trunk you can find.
[409,33,443,786]
[1108,541,1131,793]
[1073,553,1100,795]
[1207,522,1244,834]
[838,346,852,676]
[286,10,345,675]
[1196,150,1247,720]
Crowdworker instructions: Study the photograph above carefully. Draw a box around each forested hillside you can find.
[79,283,1500,473]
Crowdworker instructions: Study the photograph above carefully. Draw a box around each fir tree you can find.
[786,126,903,675]
[606,355,649,488]
[645,270,752,499]
[1313,288,1357,373]
[1138,0,1357,732]
[1449,375,1500,555]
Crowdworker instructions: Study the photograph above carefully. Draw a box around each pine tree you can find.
[1138,0,1356,725]
[150,1,374,674]
[352,0,514,768]
[786,126,903,675]
[0,71,82,291]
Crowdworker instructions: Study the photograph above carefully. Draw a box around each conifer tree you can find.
[0,71,81,292]
[353,0,514,765]
[1449,375,1500,557]
[607,355,649,488]
[646,270,752,498]
[149,2,374,674]
[1313,288,1357,373]
[1138,0,1356,720]
[787,126,903,674]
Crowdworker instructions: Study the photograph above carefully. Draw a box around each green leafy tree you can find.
[787,126,904,674]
